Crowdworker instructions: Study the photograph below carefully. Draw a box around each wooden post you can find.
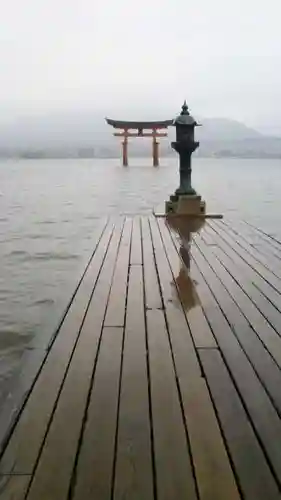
[122,130,128,166]
[152,130,159,167]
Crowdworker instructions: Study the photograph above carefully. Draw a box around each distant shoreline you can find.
[1,154,280,160]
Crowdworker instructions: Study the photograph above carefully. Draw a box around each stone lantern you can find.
[165,101,206,215]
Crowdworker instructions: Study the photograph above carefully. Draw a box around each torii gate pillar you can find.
[152,135,159,167]
[122,134,128,167]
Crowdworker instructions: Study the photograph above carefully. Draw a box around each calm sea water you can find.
[1,157,281,391]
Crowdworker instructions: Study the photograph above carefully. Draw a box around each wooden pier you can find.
[1,216,281,499]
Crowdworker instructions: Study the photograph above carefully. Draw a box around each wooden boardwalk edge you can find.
[1,215,281,499]
[0,218,109,456]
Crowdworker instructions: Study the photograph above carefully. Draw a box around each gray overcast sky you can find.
[1,0,281,128]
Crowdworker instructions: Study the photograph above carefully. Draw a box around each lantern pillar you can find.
[165,101,206,215]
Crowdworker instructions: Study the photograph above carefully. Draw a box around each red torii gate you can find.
[105,118,173,166]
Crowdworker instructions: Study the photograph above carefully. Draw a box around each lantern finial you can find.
[181,101,189,115]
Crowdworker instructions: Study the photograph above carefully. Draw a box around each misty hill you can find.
[197,118,262,141]
[0,112,280,159]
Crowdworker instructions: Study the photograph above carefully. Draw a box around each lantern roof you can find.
[173,101,200,126]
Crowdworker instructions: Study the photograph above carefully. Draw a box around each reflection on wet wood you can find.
[150,218,239,500]
[1,215,281,499]
[159,217,217,348]
[149,216,202,375]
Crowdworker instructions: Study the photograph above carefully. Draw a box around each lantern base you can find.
[175,186,197,196]
[165,194,206,216]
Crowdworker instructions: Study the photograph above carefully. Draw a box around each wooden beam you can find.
[114,132,167,138]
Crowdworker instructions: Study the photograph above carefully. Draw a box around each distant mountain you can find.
[0,112,108,149]
[0,111,280,158]
[197,118,262,141]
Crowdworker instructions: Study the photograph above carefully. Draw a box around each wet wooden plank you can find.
[72,327,123,500]
[221,220,281,265]
[0,349,46,456]
[130,216,142,265]
[200,348,281,500]
[190,252,281,484]
[114,265,153,500]
[104,218,132,326]
[179,376,240,500]
[147,309,197,500]
[215,219,281,276]
[0,220,120,475]
[0,475,30,500]
[222,220,281,260]
[204,224,281,329]
[192,242,281,414]
[149,217,202,376]
[153,219,239,500]
[25,223,124,500]
[209,220,281,291]
[199,227,218,246]
[221,220,268,246]
[201,227,281,344]
[158,218,217,348]
[196,236,281,369]
[244,222,281,253]
[141,216,162,310]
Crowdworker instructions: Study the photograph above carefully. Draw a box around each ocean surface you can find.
[1,157,281,394]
